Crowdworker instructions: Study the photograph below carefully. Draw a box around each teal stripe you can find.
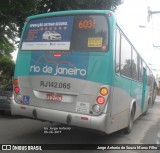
[14,52,31,77]
[87,52,113,85]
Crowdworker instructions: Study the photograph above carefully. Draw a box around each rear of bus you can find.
[12,10,115,134]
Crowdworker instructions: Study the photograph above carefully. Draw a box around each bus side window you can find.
[120,35,132,78]
[115,28,121,74]
[132,49,139,81]
[138,58,143,82]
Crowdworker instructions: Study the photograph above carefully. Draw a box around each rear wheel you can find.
[124,107,135,134]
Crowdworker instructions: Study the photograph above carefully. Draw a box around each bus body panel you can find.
[11,100,109,133]
[11,85,130,134]
[14,49,113,116]
[14,75,111,116]
[12,10,154,134]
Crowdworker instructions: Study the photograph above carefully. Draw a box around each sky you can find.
[12,0,160,70]
[115,0,160,70]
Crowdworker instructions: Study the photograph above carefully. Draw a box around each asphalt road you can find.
[0,98,160,153]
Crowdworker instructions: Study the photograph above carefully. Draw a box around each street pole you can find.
[147,7,160,22]
[147,7,160,48]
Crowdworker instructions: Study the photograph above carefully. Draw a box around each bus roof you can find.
[26,10,114,20]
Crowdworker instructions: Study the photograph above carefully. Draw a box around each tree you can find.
[0,37,14,58]
[37,0,123,14]
[0,0,39,56]
[0,56,15,83]
[0,0,39,83]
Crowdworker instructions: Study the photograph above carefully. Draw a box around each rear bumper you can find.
[11,99,109,133]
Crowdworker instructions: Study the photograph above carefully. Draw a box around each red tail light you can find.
[96,96,105,104]
[14,87,20,93]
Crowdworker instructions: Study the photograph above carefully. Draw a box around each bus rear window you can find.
[21,15,109,52]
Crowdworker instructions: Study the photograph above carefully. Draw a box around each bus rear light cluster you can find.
[93,87,109,113]
[13,79,20,94]
[96,87,108,105]
[13,79,22,103]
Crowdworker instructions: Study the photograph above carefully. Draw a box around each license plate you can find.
[0,96,7,100]
[46,93,62,102]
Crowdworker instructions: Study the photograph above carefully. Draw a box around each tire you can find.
[124,107,135,134]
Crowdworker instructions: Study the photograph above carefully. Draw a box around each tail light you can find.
[14,87,20,93]
[92,86,109,113]
[13,79,22,103]
[100,87,108,96]
[13,79,20,94]
[13,79,19,86]
[96,96,105,104]
[97,87,109,105]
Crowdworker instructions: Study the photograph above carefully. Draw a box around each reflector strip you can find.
[20,106,26,109]
[81,117,88,120]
